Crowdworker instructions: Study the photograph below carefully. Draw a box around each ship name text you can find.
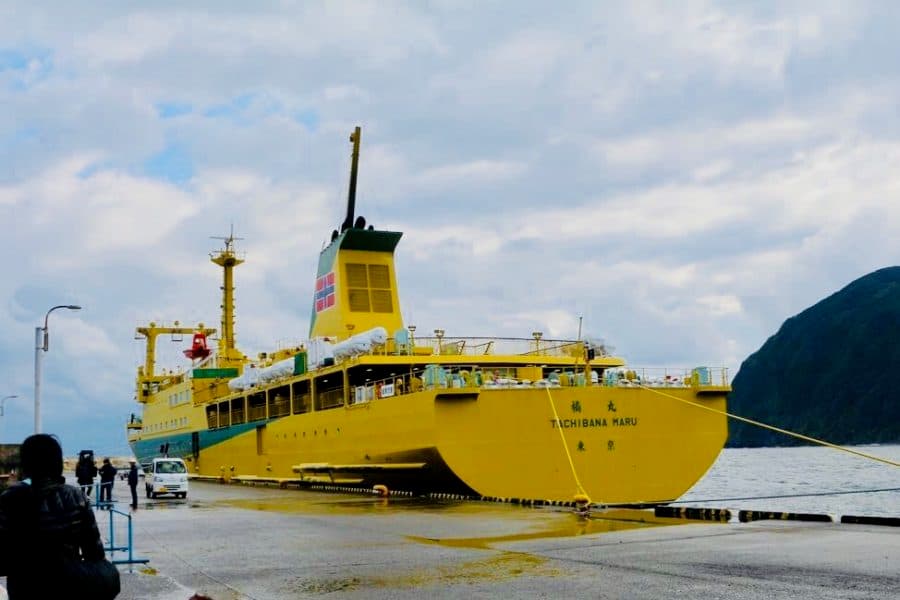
[549,417,638,429]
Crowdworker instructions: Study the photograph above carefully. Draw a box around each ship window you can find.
[292,379,311,414]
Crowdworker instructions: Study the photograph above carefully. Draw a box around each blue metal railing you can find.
[102,505,149,565]
[84,482,149,566]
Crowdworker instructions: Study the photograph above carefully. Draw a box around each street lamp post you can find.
[1,395,18,443]
[34,305,81,434]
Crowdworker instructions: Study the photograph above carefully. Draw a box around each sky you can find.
[2,1,900,456]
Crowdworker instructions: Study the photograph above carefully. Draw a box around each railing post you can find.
[127,511,134,563]
[108,505,115,552]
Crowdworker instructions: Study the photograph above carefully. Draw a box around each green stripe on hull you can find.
[130,421,269,464]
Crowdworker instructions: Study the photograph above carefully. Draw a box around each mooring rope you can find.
[638,384,900,468]
[661,486,900,505]
[544,386,591,504]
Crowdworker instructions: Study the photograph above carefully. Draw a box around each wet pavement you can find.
[16,480,900,599]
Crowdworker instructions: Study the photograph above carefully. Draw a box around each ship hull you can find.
[131,384,727,504]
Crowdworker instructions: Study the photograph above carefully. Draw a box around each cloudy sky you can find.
[2,1,899,455]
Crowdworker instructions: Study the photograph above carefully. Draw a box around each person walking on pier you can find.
[127,459,139,510]
[98,458,117,508]
[76,451,98,497]
[0,434,119,598]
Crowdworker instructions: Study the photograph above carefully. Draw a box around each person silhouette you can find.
[98,458,117,508]
[76,452,98,497]
[0,434,119,598]
[127,460,139,510]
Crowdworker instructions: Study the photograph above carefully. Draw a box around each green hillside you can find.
[728,266,900,447]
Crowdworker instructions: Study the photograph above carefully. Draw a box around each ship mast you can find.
[210,228,245,367]
[341,126,362,232]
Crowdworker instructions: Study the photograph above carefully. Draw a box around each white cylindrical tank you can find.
[227,364,260,391]
[332,327,387,361]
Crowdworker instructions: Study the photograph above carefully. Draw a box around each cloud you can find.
[593,114,817,170]
[69,5,445,69]
[1,0,899,456]
[0,156,199,261]
[415,159,526,188]
[697,295,744,316]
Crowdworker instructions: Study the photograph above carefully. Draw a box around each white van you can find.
[144,457,189,499]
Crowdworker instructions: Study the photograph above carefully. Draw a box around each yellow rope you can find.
[638,384,900,468]
[544,387,591,503]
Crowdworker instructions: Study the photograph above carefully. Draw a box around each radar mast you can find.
[210,226,245,367]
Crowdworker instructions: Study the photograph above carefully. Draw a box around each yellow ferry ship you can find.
[127,127,730,505]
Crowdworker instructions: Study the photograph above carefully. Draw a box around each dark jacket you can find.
[76,461,98,484]
[0,477,105,599]
[99,463,117,483]
[127,465,139,487]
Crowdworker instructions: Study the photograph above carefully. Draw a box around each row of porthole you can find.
[146,416,189,432]
[270,427,343,440]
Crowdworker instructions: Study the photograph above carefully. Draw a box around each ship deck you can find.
[82,480,898,599]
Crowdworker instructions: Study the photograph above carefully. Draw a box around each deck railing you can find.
[270,399,290,417]
[346,364,730,406]
[317,388,345,410]
[199,363,728,430]
[370,336,595,358]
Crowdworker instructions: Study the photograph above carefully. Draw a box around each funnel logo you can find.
[315,271,336,312]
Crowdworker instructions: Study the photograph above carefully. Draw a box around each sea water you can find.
[678,444,900,518]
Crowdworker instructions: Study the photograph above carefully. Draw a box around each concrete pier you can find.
[19,481,900,599]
